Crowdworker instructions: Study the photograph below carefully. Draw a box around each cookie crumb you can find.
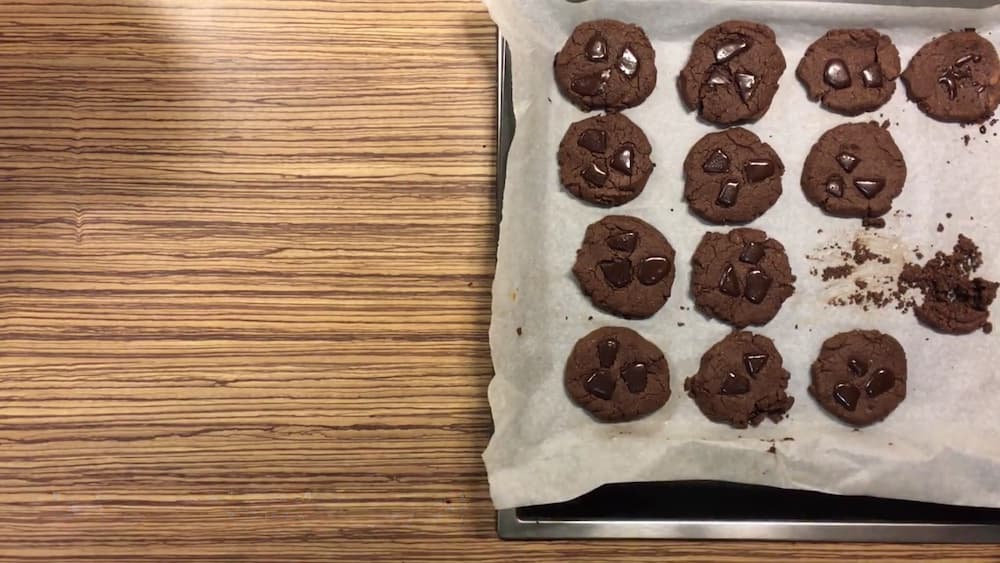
[862,217,885,229]
[985,322,994,334]
[937,223,945,232]
[767,444,777,454]
[677,322,685,327]
[822,264,854,281]
[516,327,522,336]
[588,316,593,321]
[782,437,794,441]
[817,228,823,234]
[964,134,971,146]
[881,119,891,129]
[946,212,953,219]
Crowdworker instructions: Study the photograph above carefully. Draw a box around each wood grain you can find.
[0,1,996,560]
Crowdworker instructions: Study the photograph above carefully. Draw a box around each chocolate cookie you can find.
[554,19,657,112]
[684,331,794,428]
[796,28,901,116]
[901,30,1000,124]
[690,228,795,328]
[801,122,906,219]
[558,113,654,207]
[678,20,787,125]
[565,326,670,422]
[573,215,676,319]
[683,127,784,224]
[809,330,907,427]
[899,235,999,334]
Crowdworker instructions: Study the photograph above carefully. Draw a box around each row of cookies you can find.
[560,113,906,222]
[566,325,907,429]
[555,19,1000,124]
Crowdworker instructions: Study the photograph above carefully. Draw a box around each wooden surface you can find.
[0,1,997,560]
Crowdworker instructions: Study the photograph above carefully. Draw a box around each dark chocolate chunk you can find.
[571,69,612,96]
[721,371,751,395]
[836,152,861,173]
[715,38,749,63]
[735,72,757,102]
[703,149,731,173]
[866,368,895,397]
[578,129,607,153]
[744,353,768,376]
[582,162,609,187]
[600,258,633,288]
[707,67,731,85]
[717,180,741,207]
[854,178,885,199]
[606,231,638,253]
[637,256,671,285]
[617,47,639,77]
[621,362,648,393]
[833,383,860,411]
[848,357,868,377]
[597,338,619,368]
[586,34,608,61]
[744,159,775,182]
[824,59,852,89]
[739,242,765,264]
[862,64,884,88]
[611,146,634,175]
[585,369,616,399]
[719,264,741,296]
[743,268,772,304]
[825,175,845,197]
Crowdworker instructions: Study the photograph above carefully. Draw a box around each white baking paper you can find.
[483,0,1000,510]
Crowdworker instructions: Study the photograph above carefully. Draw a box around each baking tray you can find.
[493,18,1000,540]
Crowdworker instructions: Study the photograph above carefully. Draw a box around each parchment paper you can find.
[483,0,1000,510]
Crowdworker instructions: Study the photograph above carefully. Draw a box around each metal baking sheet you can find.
[493,18,1000,539]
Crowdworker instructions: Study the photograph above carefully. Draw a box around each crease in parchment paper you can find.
[483,0,1000,510]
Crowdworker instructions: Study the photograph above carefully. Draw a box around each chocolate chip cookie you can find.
[573,215,676,319]
[685,331,794,428]
[690,228,795,328]
[554,19,657,112]
[678,20,787,125]
[901,30,1000,124]
[809,330,907,427]
[683,127,784,224]
[801,122,906,219]
[796,28,901,116]
[565,326,671,422]
[558,112,654,207]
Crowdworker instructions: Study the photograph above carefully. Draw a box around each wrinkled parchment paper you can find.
[483,0,1000,510]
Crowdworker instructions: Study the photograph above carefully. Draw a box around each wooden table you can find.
[0,1,996,560]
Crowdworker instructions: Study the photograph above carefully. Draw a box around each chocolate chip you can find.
[715,38,749,63]
[621,362,648,393]
[606,232,638,253]
[719,264,741,296]
[848,358,868,377]
[706,67,731,85]
[744,353,768,376]
[854,178,885,199]
[866,368,895,397]
[703,149,730,173]
[721,372,751,395]
[826,175,845,197]
[611,146,634,175]
[833,383,860,411]
[735,72,757,102]
[585,369,616,399]
[836,152,860,173]
[824,59,851,89]
[585,34,607,61]
[582,162,608,186]
[599,259,633,288]
[617,47,638,77]
[578,129,607,153]
[597,338,618,368]
[739,242,765,264]
[571,69,611,96]
[717,180,740,207]
[744,268,772,304]
[744,159,775,182]
[862,64,884,88]
[637,256,671,285]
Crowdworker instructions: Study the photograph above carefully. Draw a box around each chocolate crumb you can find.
[985,322,994,334]
[817,229,823,234]
[822,264,854,281]
[992,118,998,126]
[981,125,988,135]
[516,327,522,336]
[588,316,593,321]
[946,212,953,219]
[855,279,868,290]
[964,134,971,146]
[767,444,777,454]
[862,217,886,229]
[677,322,685,327]
[881,119,891,129]
[782,437,794,441]
[937,223,945,232]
